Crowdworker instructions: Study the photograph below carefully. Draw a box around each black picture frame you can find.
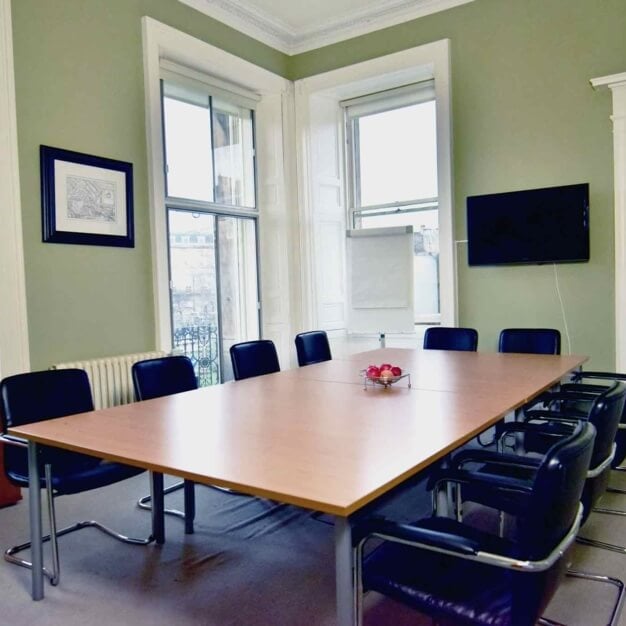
[40,145,134,248]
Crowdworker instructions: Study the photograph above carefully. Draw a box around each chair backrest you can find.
[585,382,626,472]
[0,369,98,478]
[423,327,478,352]
[230,340,280,381]
[0,369,94,429]
[574,382,626,521]
[132,356,197,401]
[295,331,332,366]
[520,421,595,559]
[498,328,561,355]
[567,371,626,468]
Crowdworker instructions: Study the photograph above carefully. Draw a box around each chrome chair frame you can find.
[439,429,625,625]
[1,434,152,586]
[474,423,626,554]
[136,479,250,529]
[354,505,623,626]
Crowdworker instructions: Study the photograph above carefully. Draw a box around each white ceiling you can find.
[179,0,474,55]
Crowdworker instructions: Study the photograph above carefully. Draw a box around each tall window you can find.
[161,67,260,385]
[344,81,440,323]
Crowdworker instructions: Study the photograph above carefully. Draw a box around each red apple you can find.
[366,365,381,379]
[379,363,392,371]
[391,366,402,376]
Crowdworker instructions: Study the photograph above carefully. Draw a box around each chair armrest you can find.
[451,448,542,470]
[523,409,585,424]
[498,416,572,445]
[535,391,597,404]
[356,516,479,555]
[431,468,534,494]
[357,504,584,574]
[560,383,608,394]
[0,433,28,449]
[573,371,626,382]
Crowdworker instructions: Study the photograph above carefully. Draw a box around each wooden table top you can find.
[291,348,585,396]
[8,349,586,517]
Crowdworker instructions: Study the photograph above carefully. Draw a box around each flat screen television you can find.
[466,183,589,266]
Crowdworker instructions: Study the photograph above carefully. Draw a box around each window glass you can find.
[163,95,214,202]
[217,216,259,381]
[356,101,437,207]
[162,75,260,386]
[347,84,440,322]
[168,210,221,386]
[212,98,255,208]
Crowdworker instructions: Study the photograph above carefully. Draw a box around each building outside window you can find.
[344,80,440,323]
[160,68,260,385]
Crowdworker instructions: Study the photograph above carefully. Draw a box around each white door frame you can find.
[0,0,30,376]
[591,72,626,369]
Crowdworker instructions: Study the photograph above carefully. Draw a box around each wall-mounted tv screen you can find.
[467,183,589,266]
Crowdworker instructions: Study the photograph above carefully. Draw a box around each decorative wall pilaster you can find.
[591,73,626,369]
[0,0,30,376]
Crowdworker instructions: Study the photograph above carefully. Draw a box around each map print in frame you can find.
[40,145,134,248]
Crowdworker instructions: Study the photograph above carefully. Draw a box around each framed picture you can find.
[40,145,134,247]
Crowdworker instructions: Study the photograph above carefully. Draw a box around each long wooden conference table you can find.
[8,348,586,625]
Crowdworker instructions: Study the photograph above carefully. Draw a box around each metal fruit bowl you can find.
[360,370,411,390]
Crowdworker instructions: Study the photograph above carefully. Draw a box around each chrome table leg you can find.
[335,516,355,626]
[28,441,44,600]
[183,480,195,534]
[150,471,165,544]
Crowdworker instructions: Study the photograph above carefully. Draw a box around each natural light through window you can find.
[161,72,260,385]
[163,97,214,202]
[358,101,437,206]
[345,81,441,323]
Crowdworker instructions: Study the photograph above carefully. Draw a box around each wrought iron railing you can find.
[172,324,220,387]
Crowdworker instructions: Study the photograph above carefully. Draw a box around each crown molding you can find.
[179,0,474,55]
[590,71,626,90]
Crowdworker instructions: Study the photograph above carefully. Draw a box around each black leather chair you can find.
[560,371,626,471]
[132,356,198,534]
[0,369,151,586]
[444,383,626,624]
[460,382,625,525]
[355,422,596,626]
[132,355,197,400]
[482,327,561,447]
[523,376,626,548]
[230,340,280,381]
[498,328,561,355]
[423,326,478,351]
[295,330,332,366]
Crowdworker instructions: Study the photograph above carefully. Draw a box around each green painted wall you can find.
[11,0,288,369]
[11,0,626,369]
[290,0,626,367]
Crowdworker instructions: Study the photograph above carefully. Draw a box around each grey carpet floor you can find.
[0,470,625,626]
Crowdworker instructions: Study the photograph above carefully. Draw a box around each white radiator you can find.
[52,351,167,410]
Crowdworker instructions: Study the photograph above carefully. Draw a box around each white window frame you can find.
[343,81,441,324]
[142,17,297,365]
[294,39,456,333]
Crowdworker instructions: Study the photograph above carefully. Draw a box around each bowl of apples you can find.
[361,363,411,390]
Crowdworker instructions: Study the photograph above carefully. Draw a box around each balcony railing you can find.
[172,324,220,387]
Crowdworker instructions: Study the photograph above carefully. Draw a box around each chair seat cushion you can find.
[363,518,522,626]
[8,455,144,495]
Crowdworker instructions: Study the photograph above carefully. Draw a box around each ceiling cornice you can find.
[179,0,474,55]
